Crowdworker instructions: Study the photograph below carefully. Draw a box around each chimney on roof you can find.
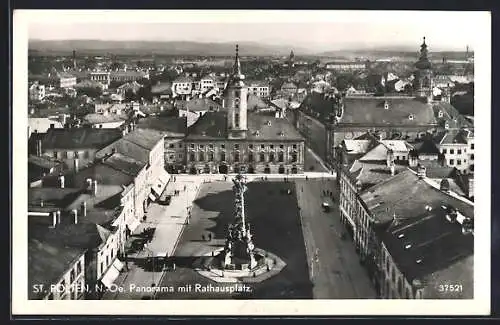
[72,209,78,224]
[93,180,98,196]
[58,174,65,188]
[74,158,79,172]
[417,164,426,179]
[50,123,55,129]
[80,201,87,217]
[384,100,389,110]
[51,211,57,228]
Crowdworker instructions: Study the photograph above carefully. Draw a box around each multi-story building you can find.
[182,45,305,175]
[82,112,128,129]
[28,184,127,298]
[96,128,168,215]
[110,70,149,83]
[172,76,193,97]
[199,75,215,93]
[434,128,474,173]
[29,82,46,101]
[247,81,270,98]
[38,127,123,171]
[135,116,188,174]
[57,73,77,88]
[360,169,474,299]
[90,71,111,89]
[28,238,86,300]
[325,61,367,71]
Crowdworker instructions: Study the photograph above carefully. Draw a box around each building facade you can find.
[29,82,46,101]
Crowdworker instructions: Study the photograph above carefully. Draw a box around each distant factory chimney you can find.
[73,50,77,70]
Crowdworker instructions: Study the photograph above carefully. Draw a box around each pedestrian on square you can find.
[202,234,205,241]
[184,185,186,191]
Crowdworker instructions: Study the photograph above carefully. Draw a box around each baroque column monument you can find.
[221,173,257,270]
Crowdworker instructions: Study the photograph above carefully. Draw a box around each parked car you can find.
[322,202,331,212]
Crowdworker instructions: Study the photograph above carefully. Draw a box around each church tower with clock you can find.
[224,44,248,139]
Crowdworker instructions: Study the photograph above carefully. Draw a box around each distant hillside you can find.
[28,40,311,57]
[318,48,471,61]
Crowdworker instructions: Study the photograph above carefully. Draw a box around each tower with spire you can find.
[414,37,433,102]
[224,45,248,139]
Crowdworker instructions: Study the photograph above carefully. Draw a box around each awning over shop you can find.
[100,264,121,288]
[151,184,162,197]
[127,218,141,233]
[158,170,170,186]
[148,193,157,201]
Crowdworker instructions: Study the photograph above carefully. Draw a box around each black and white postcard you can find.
[12,10,491,316]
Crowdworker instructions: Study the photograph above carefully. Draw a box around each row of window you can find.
[449,158,473,166]
[53,151,91,159]
[188,151,298,163]
[183,143,299,150]
[442,144,474,155]
[47,258,84,300]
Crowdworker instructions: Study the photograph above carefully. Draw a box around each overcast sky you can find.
[23,10,486,52]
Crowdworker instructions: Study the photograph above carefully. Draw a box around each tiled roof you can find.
[110,70,147,77]
[181,98,221,112]
[380,140,411,152]
[151,82,173,94]
[117,81,142,90]
[341,97,437,126]
[28,155,61,170]
[101,152,146,177]
[122,128,165,150]
[432,102,473,129]
[361,169,474,225]
[29,220,112,251]
[29,118,64,134]
[411,139,440,155]
[409,160,455,179]
[136,116,187,137]
[434,129,470,145]
[28,238,86,299]
[343,140,373,154]
[28,188,84,211]
[173,76,193,83]
[185,111,304,142]
[73,163,135,188]
[42,128,122,150]
[349,161,408,191]
[376,203,473,283]
[83,113,128,125]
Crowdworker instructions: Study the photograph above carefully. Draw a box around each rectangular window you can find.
[208,152,214,161]
[442,148,447,154]
[169,144,175,148]
[248,153,254,162]
[209,144,214,149]
[106,256,109,267]
[449,159,454,165]
[249,144,254,149]
[178,154,183,159]
[235,113,240,127]
[261,144,265,149]
[278,152,284,162]
[234,153,240,162]
[100,262,104,275]
[74,151,79,158]
[190,143,195,149]
[221,152,226,161]
[70,269,75,283]
[457,159,462,165]
[293,144,297,149]
[471,143,474,150]
[199,152,205,161]
[259,153,265,162]
[234,144,240,150]
[396,156,400,161]
[53,151,58,159]
[457,149,462,154]
[221,144,225,149]
[77,261,82,275]
[189,153,195,161]
[199,144,204,149]
[279,144,284,149]
[63,151,68,159]
[450,149,455,154]
[471,154,474,160]
[291,153,298,162]
[269,152,275,162]
[270,144,274,149]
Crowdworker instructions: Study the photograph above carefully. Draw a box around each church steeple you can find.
[232,44,245,82]
[414,36,433,102]
[415,36,431,70]
[225,44,248,139]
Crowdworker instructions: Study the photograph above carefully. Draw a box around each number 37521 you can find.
[438,284,463,292]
